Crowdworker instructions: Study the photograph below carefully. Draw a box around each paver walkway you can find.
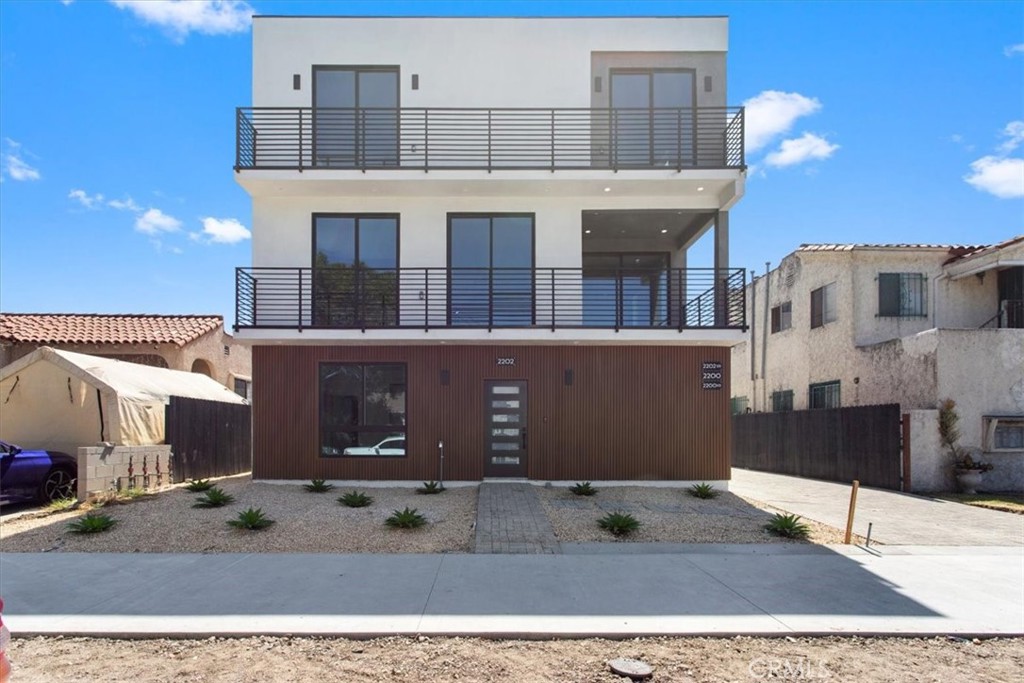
[474,482,560,554]
[731,468,1024,546]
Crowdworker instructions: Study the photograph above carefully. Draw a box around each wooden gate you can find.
[732,404,902,490]
[165,397,251,482]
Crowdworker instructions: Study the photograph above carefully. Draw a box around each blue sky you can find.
[1,0,1021,328]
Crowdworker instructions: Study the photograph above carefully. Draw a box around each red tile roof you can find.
[798,243,989,253]
[0,314,223,347]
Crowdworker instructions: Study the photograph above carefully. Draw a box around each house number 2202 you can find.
[496,357,516,366]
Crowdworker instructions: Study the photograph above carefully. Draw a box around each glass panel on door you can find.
[610,69,694,167]
[484,380,527,477]
[314,67,399,167]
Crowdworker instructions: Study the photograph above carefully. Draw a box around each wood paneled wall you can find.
[253,345,731,481]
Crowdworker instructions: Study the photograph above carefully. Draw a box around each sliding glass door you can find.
[449,214,534,326]
[582,253,670,327]
[610,69,695,167]
[313,214,399,327]
[313,66,399,167]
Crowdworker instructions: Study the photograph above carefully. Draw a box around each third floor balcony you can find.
[235,106,745,173]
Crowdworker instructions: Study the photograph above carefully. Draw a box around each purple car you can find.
[0,440,77,505]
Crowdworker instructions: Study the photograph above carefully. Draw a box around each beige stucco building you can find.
[0,314,252,399]
[731,237,1024,492]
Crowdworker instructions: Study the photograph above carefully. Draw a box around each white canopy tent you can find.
[0,347,247,454]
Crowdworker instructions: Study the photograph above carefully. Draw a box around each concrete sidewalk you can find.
[3,546,1022,638]
[730,468,1024,546]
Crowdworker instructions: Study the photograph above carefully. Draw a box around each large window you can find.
[448,214,534,326]
[313,214,399,327]
[810,283,837,329]
[771,389,794,412]
[808,381,841,410]
[771,302,792,333]
[878,273,927,317]
[313,66,399,167]
[320,363,406,457]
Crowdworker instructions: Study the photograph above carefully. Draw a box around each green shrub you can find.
[598,511,641,537]
[569,482,597,496]
[688,483,720,499]
[123,487,148,500]
[47,497,78,512]
[764,513,811,539]
[228,507,275,531]
[338,490,373,508]
[304,479,335,493]
[385,507,427,529]
[185,479,214,492]
[416,481,446,495]
[192,487,235,508]
[67,512,117,534]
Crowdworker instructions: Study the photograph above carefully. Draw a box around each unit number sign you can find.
[701,361,723,390]
[496,357,516,366]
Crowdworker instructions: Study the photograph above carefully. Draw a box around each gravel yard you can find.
[9,634,1023,682]
[538,486,858,545]
[1,478,860,553]
[0,476,478,554]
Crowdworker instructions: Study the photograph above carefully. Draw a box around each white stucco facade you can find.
[732,240,1024,492]
[236,16,746,346]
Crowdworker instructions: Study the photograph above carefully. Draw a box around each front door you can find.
[483,380,527,477]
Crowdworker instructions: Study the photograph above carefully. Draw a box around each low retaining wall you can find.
[76,445,174,500]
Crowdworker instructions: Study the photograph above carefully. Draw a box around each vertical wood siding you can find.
[253,345,731,481]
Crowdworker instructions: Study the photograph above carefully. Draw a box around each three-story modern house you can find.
[233,16,747,482]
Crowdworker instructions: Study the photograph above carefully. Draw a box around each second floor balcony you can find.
[235,106,745,173]
[235,266,746,333]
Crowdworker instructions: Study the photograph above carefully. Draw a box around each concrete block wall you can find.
[76,445,174,500]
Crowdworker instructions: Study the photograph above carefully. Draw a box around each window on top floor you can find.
[770,302,792,333]
[878,273,927,317]
[810,283,837,329]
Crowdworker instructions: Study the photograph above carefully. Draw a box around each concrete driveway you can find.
[730,468,1024,546]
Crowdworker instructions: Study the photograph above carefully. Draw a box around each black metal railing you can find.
[980,299,1024,329]
[235,106,745,171]
[234,266,746,332]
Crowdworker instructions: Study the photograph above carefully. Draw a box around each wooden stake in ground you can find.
[845,480,860,544]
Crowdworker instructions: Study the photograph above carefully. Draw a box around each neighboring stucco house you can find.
[232,16,747,482]
[0,314,252,399]
[731,237,1024,492]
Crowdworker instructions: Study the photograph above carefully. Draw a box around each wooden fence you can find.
[165,397,251,482]
[732,404,902,490]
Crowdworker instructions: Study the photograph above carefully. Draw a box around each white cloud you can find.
[764,132,840,168]
[3,153,41,181]
[998,120,1024,153]
[1005,44,1024,57]
[742,91,822,152]
[108,196,142,212]
[110,0,253,41]
[135,208,182,235]
[194,216,251,244]
[964,156,1024,199]
[69,189,105,209]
